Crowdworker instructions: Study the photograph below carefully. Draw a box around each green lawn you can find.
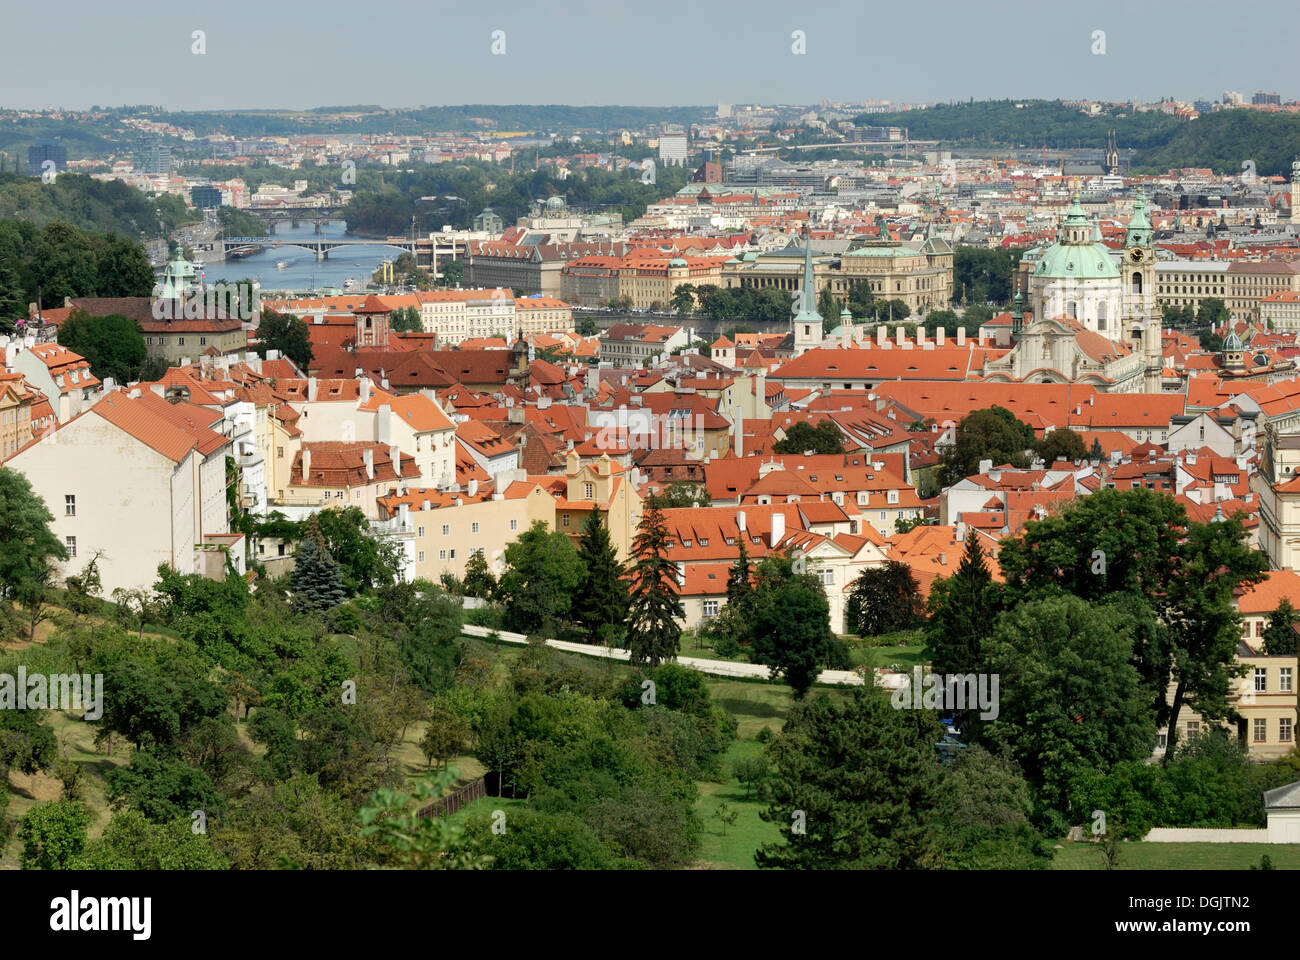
[693,739,780,870]
[1051,841,1300,870]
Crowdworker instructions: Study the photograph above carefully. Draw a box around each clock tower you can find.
[1123,188,1161,392]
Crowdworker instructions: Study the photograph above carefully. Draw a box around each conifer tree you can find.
[626,503,682,668]
[574,511,628,645]
[290,516,348,611]
[726,537,753,611]
[1263,598,1299,656]
[924,529,997,675]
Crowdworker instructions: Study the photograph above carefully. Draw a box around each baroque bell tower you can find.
[1122,188,1161,392]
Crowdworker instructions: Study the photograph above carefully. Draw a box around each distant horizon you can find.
[5,0,1295,111]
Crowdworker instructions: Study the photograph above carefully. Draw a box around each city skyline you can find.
[5,0,1296,112]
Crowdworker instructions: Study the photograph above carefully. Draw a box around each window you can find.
[1282,718,1294,743]
[1282,668,1293,693]
[177,337,184,346]
[1185,721,1200,737]
[1255,667,1267,692]
[584,482,594,499]
[417,526,425,538]
[1255,718,1268,742]
[471,522,480,534]
[703,600,719,618]
[418,551,425,563]
[65,494,75,516]
[277,446,284,459]
[562,514,570,528]
[448,549,455,560]
[819,569,834,586]
[442,524,450,536]
[439,550,446,560]
[64,535,76,558]
[510,518,518,531]
[200,337,207,346]
[1156,732,1168,750]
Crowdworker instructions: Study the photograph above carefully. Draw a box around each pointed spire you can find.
[800,228,816,316]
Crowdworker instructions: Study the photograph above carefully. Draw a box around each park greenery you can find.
[3,453,1299,869]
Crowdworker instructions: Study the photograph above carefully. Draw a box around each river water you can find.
[191,220,403,294]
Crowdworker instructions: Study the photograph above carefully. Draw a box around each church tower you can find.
[1104,131,1120,176]
[791,230,824,356]
[1122,188,1161,393]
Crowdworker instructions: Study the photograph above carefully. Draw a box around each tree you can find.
[573,511,627,646]
[255,309,312,371]
[71,810,227,870]
[1262,598,1299,656]
[726,538,753,611]
[289,516,348,611]
[497,522,584,635]
[0,467,67,612]
[626,503,683,668]
[817,286,840,323]
[359,768,490,870]
[935,746,1051,869]
[937,406,1034,487]
[670,284,696,315]
[389,305,422,332]
[845,561,923,637]
[734,755,769,800]
[462,551,497,600]
[755,687,941,869]
[975,595,1158,825]
[56,310,148,384]
[772,419,844,455]
[1088,437,1105,461]
[441,260,464,287]
[314,506,404,594]
[19,800,90,870]
[575,315,597,336]
[924,529,998,676]
[1036,427,1088,465]
[420,702,470,771]
[846,280,875,319]
[644,480,711,509]
[748,553,840,698]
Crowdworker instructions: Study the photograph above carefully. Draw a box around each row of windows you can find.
[144,336,210,346]
[1254,717,1294,742]
[1253,666,1294,693]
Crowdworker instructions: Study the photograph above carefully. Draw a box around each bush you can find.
[755,726,774,744]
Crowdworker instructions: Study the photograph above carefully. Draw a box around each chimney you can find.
[770,510,786,548]
[955,520,965,541]
[468,478,478,498]
[939,552,948,566]
[956,327,966,346]
[676,562,685,586]
[737,509,747,533]
[936,326,945,346]
[390,444,401,475]
[732,405,743,457]
[363,447,374,479]
[398,502,410,528]
[895,326,905,346]
[268,349,281,361]
[377,404,392,444]
[421,499,431,511]
[307,377,318,402]
[978,458,993,474]
[302,447,311,481]
[915,326,925,346]
[359,376,371,404]
[876,325,887,346]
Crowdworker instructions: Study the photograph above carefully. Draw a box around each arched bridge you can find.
[218,236,417,260]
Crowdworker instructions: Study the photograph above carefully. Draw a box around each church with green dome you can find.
[986,188,1164,393]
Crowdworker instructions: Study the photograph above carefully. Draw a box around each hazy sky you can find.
[7,0,1296,110]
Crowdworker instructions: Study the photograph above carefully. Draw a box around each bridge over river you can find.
[218,236,418,260]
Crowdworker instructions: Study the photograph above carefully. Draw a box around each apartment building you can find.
[1228,261,1300,320]
[7,388,233,595]
[10,341,100,422]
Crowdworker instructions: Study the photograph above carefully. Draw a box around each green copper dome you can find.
[1034,192,1119,280]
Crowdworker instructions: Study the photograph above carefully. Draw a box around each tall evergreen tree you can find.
[573,511,628,646]
[626,503,682,668]
[726,537,752,611]
[924,529,997,675]
[290,517,348,611]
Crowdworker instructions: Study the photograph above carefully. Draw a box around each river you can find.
[190,220,403,294]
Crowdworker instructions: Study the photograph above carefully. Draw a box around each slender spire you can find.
[799,227,817,316]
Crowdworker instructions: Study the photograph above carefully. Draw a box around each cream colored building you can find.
[515,297,574,337]
[7,389,232,596]
[379,481,557,582]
